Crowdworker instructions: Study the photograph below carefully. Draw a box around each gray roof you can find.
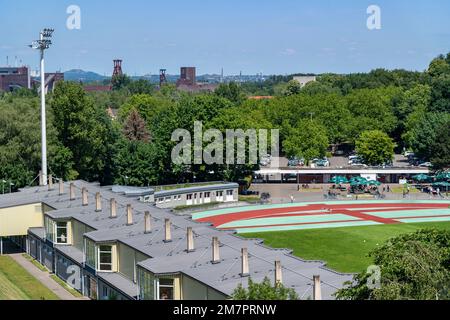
[0,180,353,299]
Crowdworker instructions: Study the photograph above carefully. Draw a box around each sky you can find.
[0,0,449,76]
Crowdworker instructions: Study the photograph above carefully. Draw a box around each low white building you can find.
[293,75,317,87]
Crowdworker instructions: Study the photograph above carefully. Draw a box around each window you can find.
[199,193,203,199]
[187,194,193,200]
[159,278,174,300]
[44,216,56,242]
[205,192,210,198]
[138,268,155,300]
[85,239,96,268]
[102,286,109,299]
[98,245,113,271]
[56,222,68,244]
[165,197,171,203]
[216,191,223,197]
[227,190,233,196]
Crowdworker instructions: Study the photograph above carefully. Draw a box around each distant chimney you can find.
[212,237,220,264]
[313,275,322,300]
[126,204,133,225]
[59,179,64,195]
[70,183,75,201]
[144,211,152,234]
[48,174,54,191]
[95,193,102,212]
[82,188,88,206]
[164,219,172,243]
[186,227,195,252]
[240,248,249,277]
[110,198,117,218]
[274,261,282,285]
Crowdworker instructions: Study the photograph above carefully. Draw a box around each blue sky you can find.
[1,0,449,75]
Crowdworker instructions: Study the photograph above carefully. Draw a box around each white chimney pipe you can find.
[110,198,117,218]
[313,275,322,300]
[187,227,195,252]
[275,260,282,285]
[212,237,220,264]
[164,218,172,243]
[48,174,54,191]
[58,179,64,195]
[126,204,133,225]
[241,248,249,277]
[95,192,102,212]
[144,211,151,234]
[69,183,75,201]
[82,187,88,206]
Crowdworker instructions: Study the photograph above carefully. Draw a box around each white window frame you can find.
[98,245,113,272]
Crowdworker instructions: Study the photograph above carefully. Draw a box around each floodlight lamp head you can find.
[41,28,54,38]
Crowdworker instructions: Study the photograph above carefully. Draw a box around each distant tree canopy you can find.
[1,52,449,189]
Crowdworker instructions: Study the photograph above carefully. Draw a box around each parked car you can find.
[419,162,433,168]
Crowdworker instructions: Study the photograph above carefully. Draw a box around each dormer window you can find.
[56,222,68,244]
[98,245,113,271]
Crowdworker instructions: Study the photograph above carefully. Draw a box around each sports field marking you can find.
[194,200,450,233]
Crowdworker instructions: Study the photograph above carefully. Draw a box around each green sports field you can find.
[0,256,59,300]
[242,221,450,273]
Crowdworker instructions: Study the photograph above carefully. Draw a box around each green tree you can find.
[336,229,450,300]
[215,82,246,105]
[283,120,329,161]
[283,79,302,96]
[232,277,299,300]
[355,130,395,166]
[430,118,450,169]
[111,74,131,91]
[51,81,114,181]
[407,113,450,161]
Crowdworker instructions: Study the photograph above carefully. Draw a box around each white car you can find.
[419,162,433,168]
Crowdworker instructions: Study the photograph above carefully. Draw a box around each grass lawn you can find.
[0,256,59,300]
[50,275,84,298]
[242,221,450,274]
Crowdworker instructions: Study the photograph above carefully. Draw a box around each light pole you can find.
[30,28,54,186]
[9,182,14,194]
[1,180,5,194]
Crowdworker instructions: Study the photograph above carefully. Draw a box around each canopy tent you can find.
[329,176,349,184]
[412,174,432,183]
[435,172,450,181]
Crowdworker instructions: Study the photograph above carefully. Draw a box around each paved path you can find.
[9,253,87,300]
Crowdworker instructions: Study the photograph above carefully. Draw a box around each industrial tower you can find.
[113,59,123,77]
[159,69,167,86]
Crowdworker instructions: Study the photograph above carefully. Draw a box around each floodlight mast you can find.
[31,28,53,186]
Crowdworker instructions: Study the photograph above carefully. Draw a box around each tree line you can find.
[0,53,448,190]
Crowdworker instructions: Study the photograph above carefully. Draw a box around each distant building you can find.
[176,67,218,93]
[177,67,196,86]
[293,75,317,87]
[0,66,30,91]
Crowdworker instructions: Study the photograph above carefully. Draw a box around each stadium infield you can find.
[192,200,450,273]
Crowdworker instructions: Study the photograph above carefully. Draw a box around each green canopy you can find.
[433,182,450,187]
[435,172,450,181]
[350,177,368,184]
[412,174,432,182]
[329,176,349,184]
[367,180,381,186]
